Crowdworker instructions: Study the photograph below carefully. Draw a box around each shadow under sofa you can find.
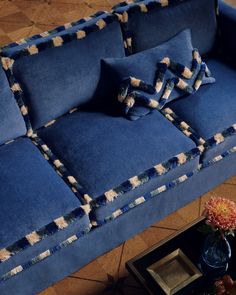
[0,0,236,294]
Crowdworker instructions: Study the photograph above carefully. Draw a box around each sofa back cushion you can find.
[0,67,26,145]
[1,12,125,130]
[114,0,217,56]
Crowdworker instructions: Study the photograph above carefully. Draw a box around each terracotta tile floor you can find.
[0,0,235,294]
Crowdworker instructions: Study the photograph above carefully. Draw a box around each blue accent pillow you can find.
[102,29,215,120]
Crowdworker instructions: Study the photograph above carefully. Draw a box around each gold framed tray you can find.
[146,249,202,295]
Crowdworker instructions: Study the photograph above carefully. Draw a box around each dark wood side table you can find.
[126,217,236,295]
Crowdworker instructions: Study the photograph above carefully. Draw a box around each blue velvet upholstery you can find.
[0,68,26,145]
[218,0,236,66]
[1,1,236,294]
[38,110,199,221]
[1,145,236,295]
[114,0,217,55]
[1,13,125,130]
[0,138,90,277]
[168,58,236,163]
[102,29,215,120]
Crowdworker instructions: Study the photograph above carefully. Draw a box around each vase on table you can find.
[200,231,231,278]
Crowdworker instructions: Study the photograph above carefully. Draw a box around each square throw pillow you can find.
[102,29,215,120]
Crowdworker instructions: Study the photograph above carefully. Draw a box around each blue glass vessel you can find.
[200,232,231,278]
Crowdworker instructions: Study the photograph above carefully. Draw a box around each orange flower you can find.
[203,197,236,232]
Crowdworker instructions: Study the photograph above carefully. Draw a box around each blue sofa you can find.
[0,0,236,294]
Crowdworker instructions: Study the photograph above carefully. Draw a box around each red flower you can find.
[203,197,236,232]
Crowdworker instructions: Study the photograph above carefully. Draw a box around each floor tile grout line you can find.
[223,182,236,186]
[198,197,202,217]
[0,19,34,25]
[117,242,125,279]
[150,225,179,231]
[68,275,107,284]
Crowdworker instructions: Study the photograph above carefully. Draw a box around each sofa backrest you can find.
[0,67,26,146]
[1,12,125,130]
[113,0,218,56]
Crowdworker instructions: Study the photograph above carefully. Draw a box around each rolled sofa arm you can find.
[218,0,236,65]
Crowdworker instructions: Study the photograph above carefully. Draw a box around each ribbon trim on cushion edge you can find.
[0,204,91,265]
[0,11,108,51]
[0,225,91,284]
[92,144,236,226]
[1,144,235,284]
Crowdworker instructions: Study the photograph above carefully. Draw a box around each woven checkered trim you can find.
[0,11,107,51]
[41,107,79,130]
[2,14,118,61]
[1,146,235,282]
[161,109,236,151]
[93,145,236,226]
[91,145,203,207]
[204,124,236,150]
[0,225,91,284]
[113,0,180,54]
[0,205,91,264]
[161,107,206,146]
[30,133,92,204]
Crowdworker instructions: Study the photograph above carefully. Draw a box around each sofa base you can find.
[1,152,236,295]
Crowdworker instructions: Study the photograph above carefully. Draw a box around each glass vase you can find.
[200,231,231,278]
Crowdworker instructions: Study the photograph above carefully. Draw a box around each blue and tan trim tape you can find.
[0,206,91,264]
[0,225,91,284]
[1,14,119,61]
[161,107,206,146]
[90,145,204,208]
[0,11,107,51]
[1,144,235,284]
[30,133,92,204]
[93,144,236,226]
[204,124,236,150]
[89,122,236,212]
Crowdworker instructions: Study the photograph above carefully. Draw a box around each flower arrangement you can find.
[202,197,236,237]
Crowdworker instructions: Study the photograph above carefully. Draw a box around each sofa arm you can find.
[218,0,236,65]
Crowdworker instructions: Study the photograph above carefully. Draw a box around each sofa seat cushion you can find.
[0,138,90,279]
[38,110,200,222]
[168,58,236,163]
